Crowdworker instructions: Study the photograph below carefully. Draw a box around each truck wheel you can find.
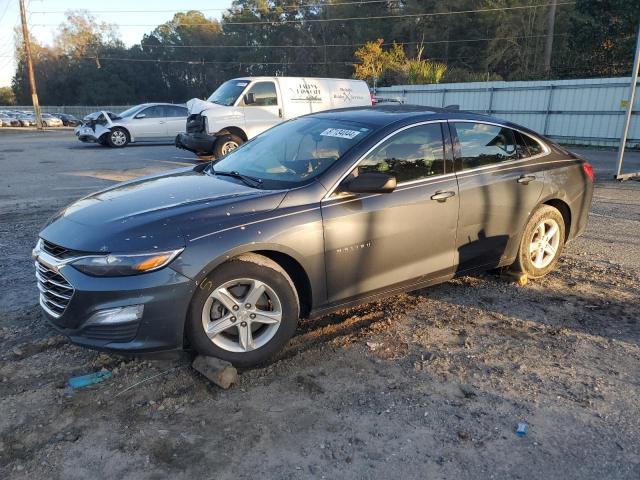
[186,253,299,367]
[512,205,565,279]
[214,134,243,158]
[107,128,129,148]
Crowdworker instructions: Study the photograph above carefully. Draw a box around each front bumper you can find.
[175,132,216,155]
[36,255,195,353]
[75,125,99,142]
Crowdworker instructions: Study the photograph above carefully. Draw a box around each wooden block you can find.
[192,355,238,389]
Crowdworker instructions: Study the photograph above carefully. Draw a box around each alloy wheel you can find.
[201,278,282,353]
[220,141,238,155]
[529,218,560,269]
[111,130,127,146]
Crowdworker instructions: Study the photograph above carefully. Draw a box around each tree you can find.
[353,39,446,86]
[0,87,16,105]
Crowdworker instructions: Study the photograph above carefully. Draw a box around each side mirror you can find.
[244,93,256,105]
[134,113,146,119]
[342,172,396,194]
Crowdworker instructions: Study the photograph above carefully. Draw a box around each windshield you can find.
[212,117,373,189]
[207,79,249,106]
[118,105,142,118]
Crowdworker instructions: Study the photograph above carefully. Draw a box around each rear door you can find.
[241,81,281,138]
[164,105,188,137]
[321,122,459,304]
[450,121,546,272]
[130,105,167,140]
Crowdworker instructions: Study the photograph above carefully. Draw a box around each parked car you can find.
[0,113,20,126]
[13,113,36,127]
[52,113,81,127]
[41,114,63,127]
[176,76,372,158]
[75,103,188,147]
[33,105,594,366]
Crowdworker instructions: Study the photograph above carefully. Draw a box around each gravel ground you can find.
[1,130,639,479]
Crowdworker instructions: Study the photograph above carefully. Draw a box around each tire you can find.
[98,135,109,146]
[107,127,129,148]
[186,253,300,367]
[512,205,565,279]
[213,134,243,158]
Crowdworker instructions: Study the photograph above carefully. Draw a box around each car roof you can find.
[308,104,527,130]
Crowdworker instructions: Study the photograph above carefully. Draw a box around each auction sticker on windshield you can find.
[320,128,363,139]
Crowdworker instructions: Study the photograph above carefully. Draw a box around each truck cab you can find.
[176,76,372,159]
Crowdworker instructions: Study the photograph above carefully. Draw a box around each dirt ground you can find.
[1,130,639,479]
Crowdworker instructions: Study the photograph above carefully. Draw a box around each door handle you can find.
[159,121,166,124]
[430,190,456,202]
[517,175,536,185]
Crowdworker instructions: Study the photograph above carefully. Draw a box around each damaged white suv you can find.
[75,103,188,148]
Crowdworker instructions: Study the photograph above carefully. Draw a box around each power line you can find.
[135,34,569,50]
[30,0,396,14]
[77,56,357,65]
[31,2,576,27]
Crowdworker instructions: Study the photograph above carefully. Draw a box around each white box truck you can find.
[176,76,372,158]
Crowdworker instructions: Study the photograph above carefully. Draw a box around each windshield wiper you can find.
[212,168,263,188]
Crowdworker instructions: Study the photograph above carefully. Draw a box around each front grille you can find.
[41,239,86,260]
[35,261,74,318]
[81,322,140,342]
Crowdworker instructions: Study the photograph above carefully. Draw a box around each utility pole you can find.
[19,0,43,130]
[543,0,558,73]
[615,23,640,181]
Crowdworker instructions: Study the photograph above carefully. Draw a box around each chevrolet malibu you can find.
[33,106,594,366]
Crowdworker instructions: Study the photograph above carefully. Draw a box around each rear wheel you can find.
[214,134,243,158]
[107,127,129,148]
[513,205,565,278]
[186,254,299,367]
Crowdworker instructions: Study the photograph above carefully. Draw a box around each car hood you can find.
[40,168,286,253]
[187,98,224,115]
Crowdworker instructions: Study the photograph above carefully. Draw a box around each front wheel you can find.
[186,254,299,367]
[107,127,129,148]
[512,205,565,278]
[214,134,243,158]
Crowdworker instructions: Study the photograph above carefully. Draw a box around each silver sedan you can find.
[75,103,189,147]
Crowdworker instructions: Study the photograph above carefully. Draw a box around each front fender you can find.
[202,107,245,135]
[171,203,326,309]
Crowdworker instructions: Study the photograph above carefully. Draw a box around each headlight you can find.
[70,249,183,277]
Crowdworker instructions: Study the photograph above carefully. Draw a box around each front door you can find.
[241,81,281,139]
[450,121,545,272]
[321,122,459,304]
[130,105,167,140]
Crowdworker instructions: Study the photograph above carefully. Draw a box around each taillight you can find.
[582,162,595,182]
[370,93,375,106]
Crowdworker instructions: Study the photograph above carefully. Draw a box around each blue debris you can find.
[68,370,112,389]
[516,422,529,437]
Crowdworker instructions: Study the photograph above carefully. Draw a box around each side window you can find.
[521,132,544,156]
[352,123,445,184]
[139,106,164,118]
[455,122,517,169]
[245,82,278,106]
[166,106,188,117]
[513,130,529,158]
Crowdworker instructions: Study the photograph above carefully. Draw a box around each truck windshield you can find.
[211,117,373,189]
[207,80,249,106]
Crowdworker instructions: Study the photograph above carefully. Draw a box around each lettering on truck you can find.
[289,82,322,103]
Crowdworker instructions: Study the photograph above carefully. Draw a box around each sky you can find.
[0,0,234,87]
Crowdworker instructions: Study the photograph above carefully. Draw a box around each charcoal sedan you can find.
[33,106,594,366]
